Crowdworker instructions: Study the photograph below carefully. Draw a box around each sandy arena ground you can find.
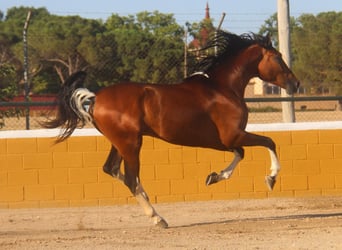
[0,197,341,250]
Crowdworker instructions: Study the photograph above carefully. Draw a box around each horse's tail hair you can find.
[42,71,95,143]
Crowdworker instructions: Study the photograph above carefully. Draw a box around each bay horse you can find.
[44,30,299,228]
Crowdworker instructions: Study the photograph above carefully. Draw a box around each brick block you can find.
[25,185,54,201]
[96,136,111,151]
[70,200,99,207]
[239,160,267,177]
[197,148,225,163]
[212,192,239,200]
[69,168,98,184]
[322,189,342,196]
[55,184,84,200]
[67,136,97,152]
[8,170,38,185]
[293,160,320,175]
[0,139,6,154]
[294,189,322,197]
[278,160,293,176]
[264,131,292,145]
[320,159,342,174]
[140,149,169,164]
[143,180,170,196]
[39,169,68,184]
[83,151,107,167]
[37,138,67,152]
[183,162,210,180]
[308,175,335,189]
[252,146,270,160]
[140,164,156,180]
[155,163,183,180]
[23,153,53,169]
[182,148,197,163]
[113,182,132,198]
[171,179,198,194]
[9,201,39,208]
[1,155,23,171]
[240,192,267,199]
[169,148,183,163]
[0,186,23,201]
[0,172,7,184]
[268,190,294,198]
[226,176,254,193]
[84,183,113,199]
[334,144,342,159]
[99,197,128,206]
[280,175,308,191]
[185,193,212,202]
[40,200,69,208]
[7,138,37,154]
[280,145,307,160]
[291,130,318,144]
[336,175,342,188]
[156,195,184,203]
[319,130,342,144]
[98,169,117,183]
[53,152,83,168]
[307,144,333,160]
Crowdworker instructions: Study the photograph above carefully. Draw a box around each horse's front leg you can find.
[206,148,244,185]
[235,131,280,190]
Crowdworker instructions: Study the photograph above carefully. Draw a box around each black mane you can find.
[192,30,273,73]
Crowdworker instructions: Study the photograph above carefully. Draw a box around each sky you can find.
[2,0,342,34]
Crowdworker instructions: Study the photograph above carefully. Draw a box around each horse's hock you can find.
[0,125,341,209]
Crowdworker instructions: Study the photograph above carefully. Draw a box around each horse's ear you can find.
[265,32,272,47]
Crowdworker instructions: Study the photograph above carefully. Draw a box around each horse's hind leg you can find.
[206,148,243,185]
[120,139,168,228]
[103,144,167,227]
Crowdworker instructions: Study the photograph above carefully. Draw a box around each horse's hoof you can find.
[206,172,219,186]
[265,175,276,190]
[155,218,168,229]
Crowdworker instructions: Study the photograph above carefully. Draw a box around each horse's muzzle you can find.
[286,80,300,95]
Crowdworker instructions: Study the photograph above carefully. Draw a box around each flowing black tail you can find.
[42,71,95,142]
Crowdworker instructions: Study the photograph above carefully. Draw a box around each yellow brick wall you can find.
[0,129,341,208]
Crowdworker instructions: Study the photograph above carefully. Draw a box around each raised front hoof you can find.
[265,175,276,191]
[154,218,168,229]
[206,172,219,186]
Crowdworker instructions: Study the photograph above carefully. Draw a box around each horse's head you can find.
[257,36,300,95]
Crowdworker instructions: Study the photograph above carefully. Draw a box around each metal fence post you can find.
[23,11,31,130]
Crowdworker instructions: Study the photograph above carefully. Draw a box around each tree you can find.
[292,12,342,93]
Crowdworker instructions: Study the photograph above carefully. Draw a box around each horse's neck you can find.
[212,46,262,98]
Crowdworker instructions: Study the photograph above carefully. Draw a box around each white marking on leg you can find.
[135,181,167,227]
[268,149,281,177]
[220,150,242,179]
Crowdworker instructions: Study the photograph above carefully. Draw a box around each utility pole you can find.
[277,0,295,122]
[23,10,31,129]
